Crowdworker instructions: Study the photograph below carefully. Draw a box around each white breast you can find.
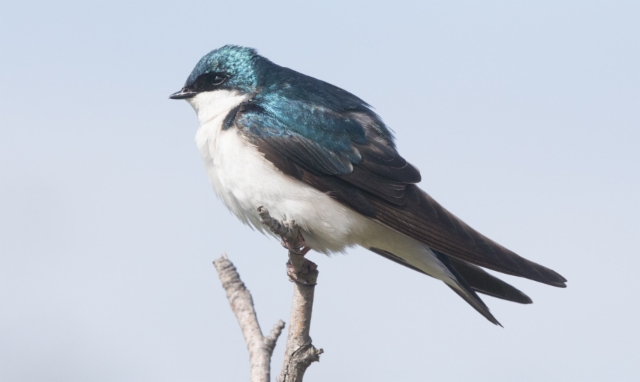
[188,90,450,282]
[190,90,369,253]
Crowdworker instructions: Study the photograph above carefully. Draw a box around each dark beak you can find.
[169,88,197,99]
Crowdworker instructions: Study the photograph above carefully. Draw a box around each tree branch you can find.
[212,207,323,382]
[213,254,285,382]
[258,207,323,382]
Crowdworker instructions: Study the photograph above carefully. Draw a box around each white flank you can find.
[188,90,454,283]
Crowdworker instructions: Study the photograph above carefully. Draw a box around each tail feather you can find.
[445,285,501,326]
[449,257,532,304]
[370,247,502,325]
[433,250,502,326]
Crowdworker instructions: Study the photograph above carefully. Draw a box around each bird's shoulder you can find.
[224,67,422,186]
[245,65,394,144]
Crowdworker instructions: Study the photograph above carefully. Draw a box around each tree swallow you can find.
[170,45,566,325]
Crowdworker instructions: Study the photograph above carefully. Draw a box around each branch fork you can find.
[213,206,323,382]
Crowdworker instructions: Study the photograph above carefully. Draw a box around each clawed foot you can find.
[281,231,311,255]
[258,206,318,286]
[286,257,318,286]
[257,206,311,256]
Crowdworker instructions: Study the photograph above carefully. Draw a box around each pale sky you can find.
[1,1,638,381]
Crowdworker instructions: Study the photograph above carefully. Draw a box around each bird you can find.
[170,45,566,326]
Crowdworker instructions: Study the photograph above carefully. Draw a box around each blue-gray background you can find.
[1,1,638,381]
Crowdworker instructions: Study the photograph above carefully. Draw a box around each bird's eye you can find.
[192,72,228,91]
[210,74,226,86]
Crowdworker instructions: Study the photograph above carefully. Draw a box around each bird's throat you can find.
[187,90,249,126]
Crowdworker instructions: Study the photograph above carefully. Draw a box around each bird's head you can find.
[170,45,259,101]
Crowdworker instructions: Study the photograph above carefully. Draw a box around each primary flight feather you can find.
[171,45,566,325]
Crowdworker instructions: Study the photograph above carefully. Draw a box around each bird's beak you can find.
[169,88,197,100]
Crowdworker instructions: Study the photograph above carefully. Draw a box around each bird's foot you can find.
[280,231,310,256]
[257,206,318,286]
[286,255,318,286]
[257,206,311,255]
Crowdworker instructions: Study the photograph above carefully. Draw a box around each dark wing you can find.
[448,257,532,304]
[231,98,566,288]
[370,247,532,304]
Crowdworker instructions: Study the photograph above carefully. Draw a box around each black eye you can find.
[192,72,227,91]
[210,74,226,86]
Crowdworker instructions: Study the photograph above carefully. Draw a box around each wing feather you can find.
[231,98,566,287]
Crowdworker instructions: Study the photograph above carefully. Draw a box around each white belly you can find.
[190,90,371,253]
[188,90,451,280]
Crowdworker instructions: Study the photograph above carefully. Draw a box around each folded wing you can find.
[230,96,567,288]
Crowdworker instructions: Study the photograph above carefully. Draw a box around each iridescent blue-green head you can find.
[170,45,260,99]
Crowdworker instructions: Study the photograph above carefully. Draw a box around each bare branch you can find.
[258,207,323,382]
[213,254,285,382]
[278,258,323,382]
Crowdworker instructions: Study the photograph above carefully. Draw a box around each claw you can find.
[299,246,311,256]
[286,257,318,285]
[258,206,313,256]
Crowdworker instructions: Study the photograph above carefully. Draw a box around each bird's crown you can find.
[185,45,260,93]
